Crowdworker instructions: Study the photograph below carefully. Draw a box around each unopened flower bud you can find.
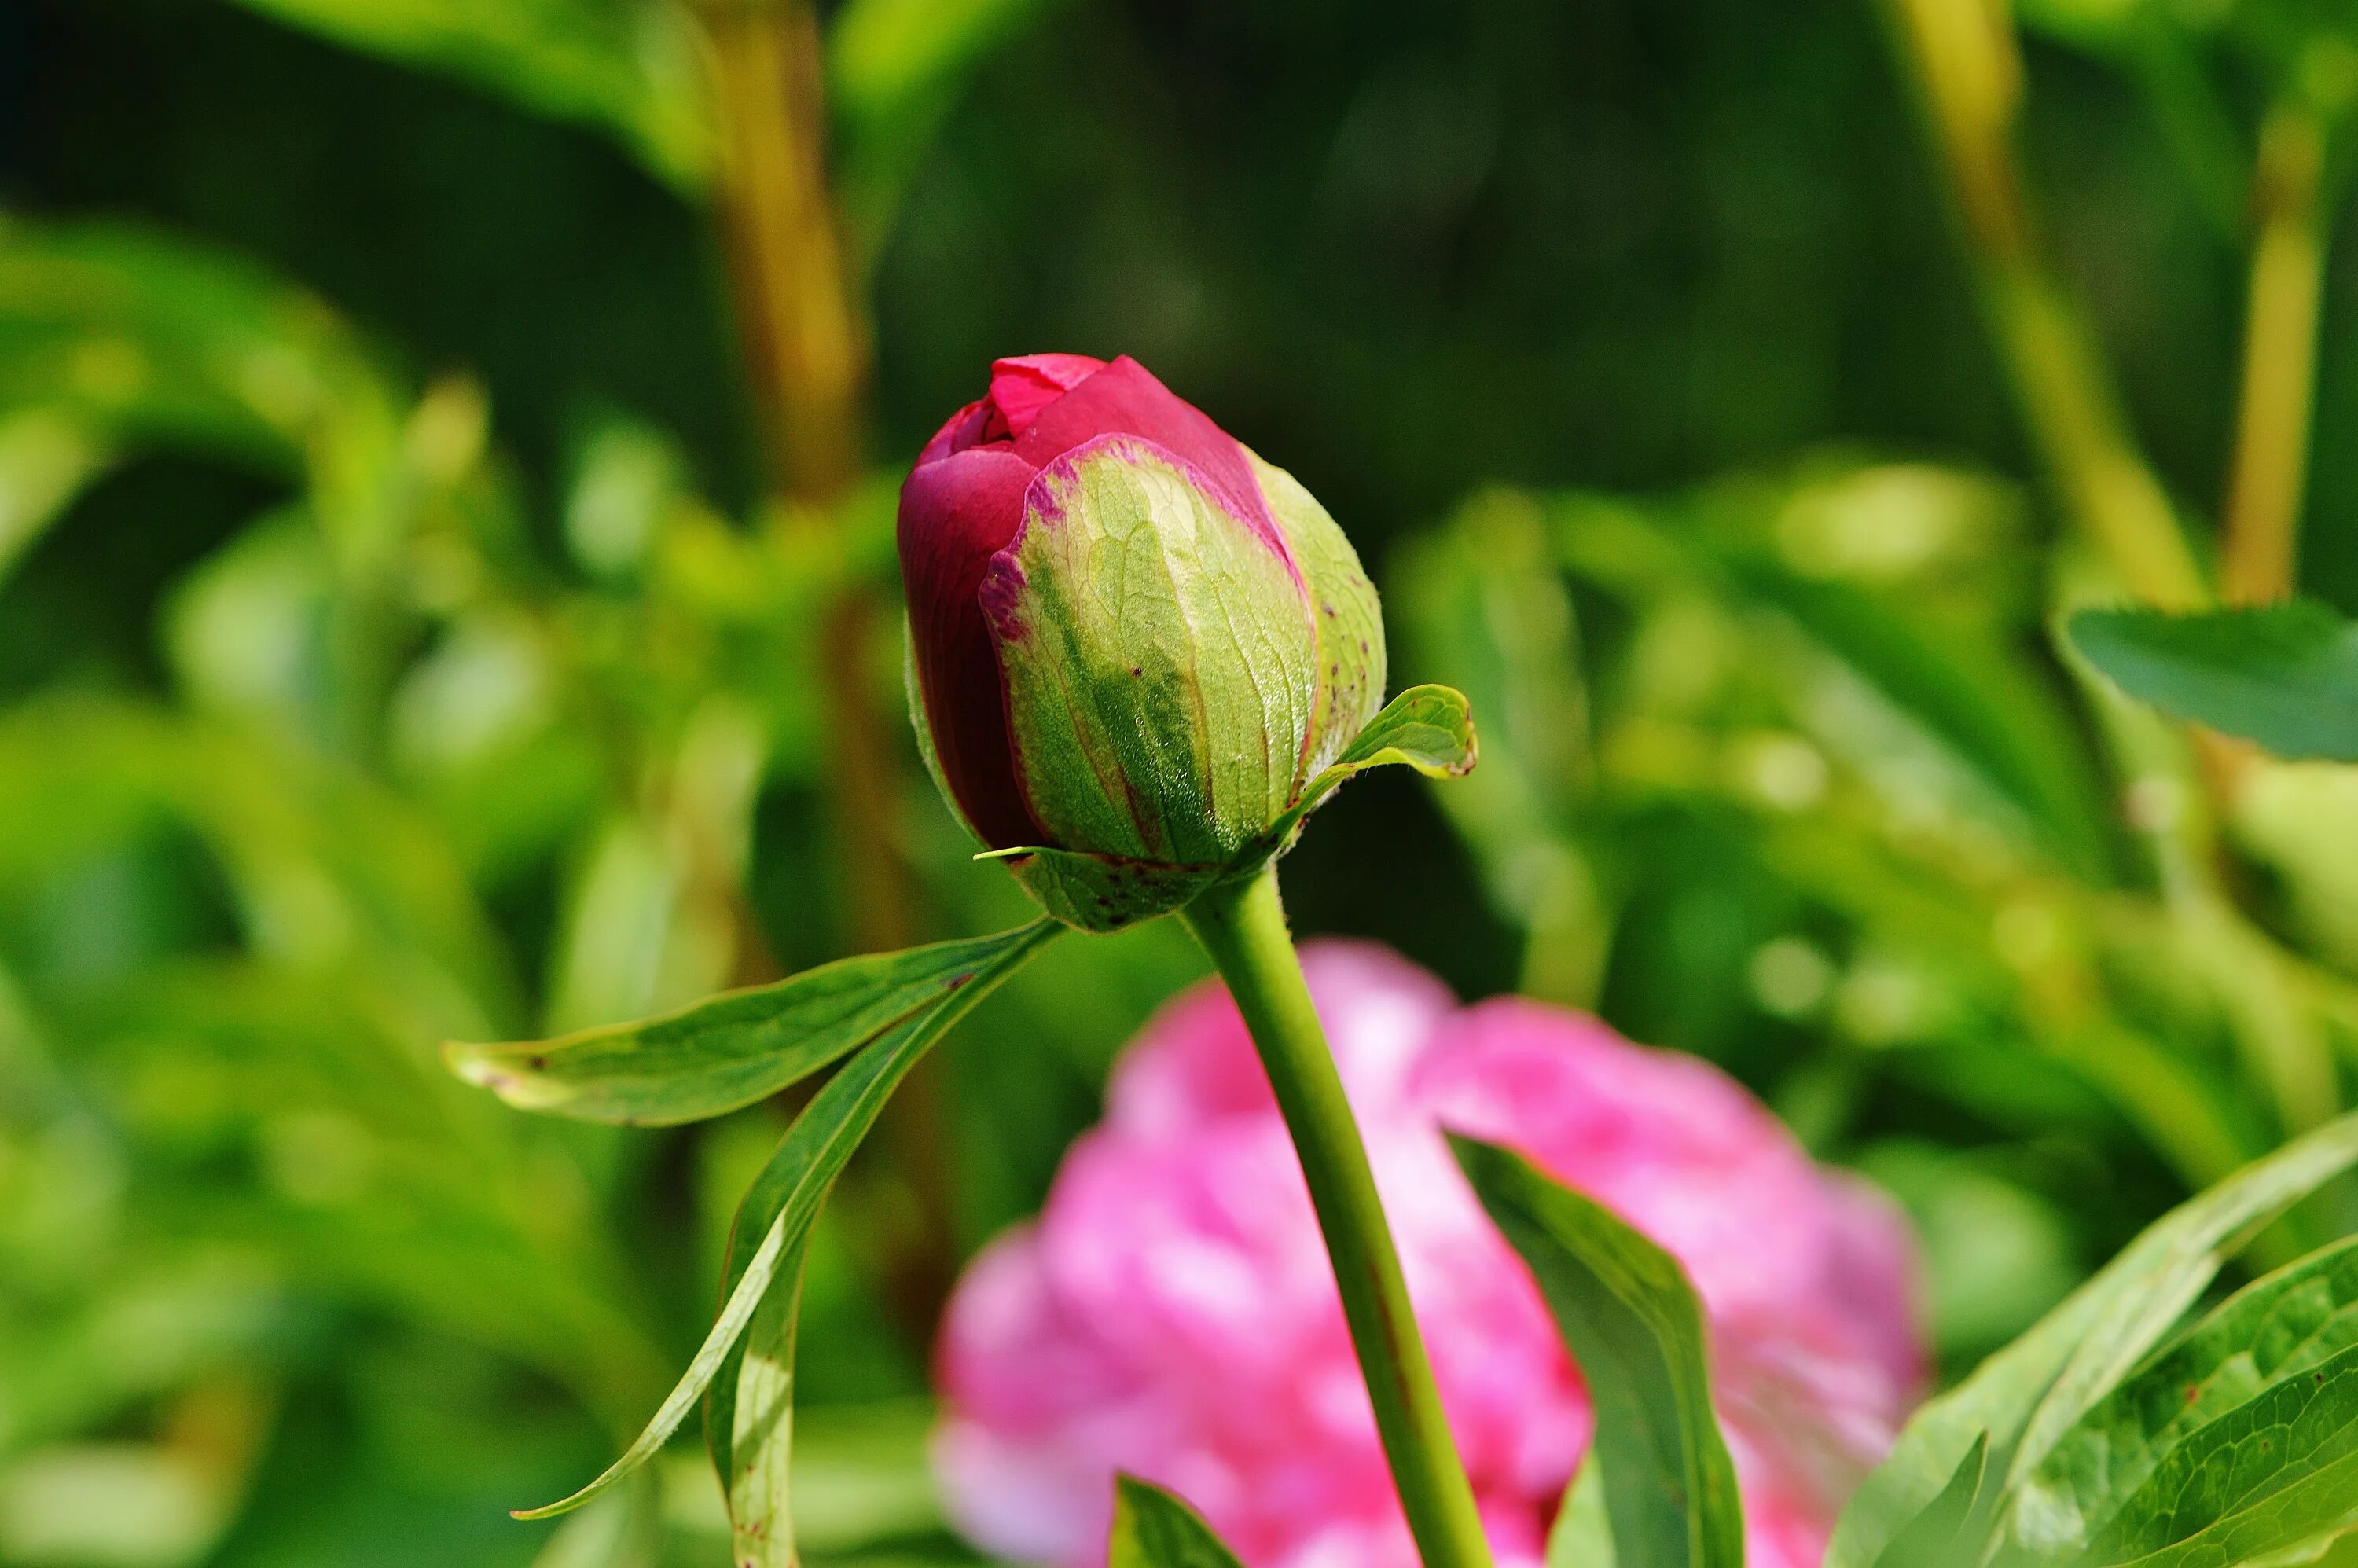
[899,354,1384,927]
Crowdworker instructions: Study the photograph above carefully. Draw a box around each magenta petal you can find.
[990,354,1108,439]
[898,445,1047,849]
[1013,356,1287,560]
[921,398,996,465]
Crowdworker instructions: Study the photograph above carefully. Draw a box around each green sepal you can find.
[1249,451,1387,779]
[990,435,1319,864]
[983,845,1225,934]
[1265,683,1479,846]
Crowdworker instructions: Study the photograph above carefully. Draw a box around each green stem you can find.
[2223,103,2330,605]
[1876,0,2207,608]
[1180,866,1493,1568]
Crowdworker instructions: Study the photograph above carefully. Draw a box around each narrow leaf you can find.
[445,922,1052,1125]
[1827,1111,2358,1567]
[1106,1475,1249,1568]
[2068,601,2358,762]
[510,919,1059,1522]
[1451,1133,1743,1568]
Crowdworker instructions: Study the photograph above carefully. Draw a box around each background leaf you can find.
[2069,602,2358,762]
[215,0,714,189]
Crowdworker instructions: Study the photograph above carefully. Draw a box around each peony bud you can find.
[899,354,1386,928]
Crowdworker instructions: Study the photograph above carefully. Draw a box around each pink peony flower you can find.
[935,942,1926,1568]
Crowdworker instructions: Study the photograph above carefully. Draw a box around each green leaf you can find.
[444,921,1056,1125]
[2061,1342,2358,1566]
[1451,1134,1743,1568]
[829,0,1060,258]
[2067,601,2358,762]
[1737,561,2113,877]
[1546,1456,1619,1568]
[1870,1433,1986,1568]
[0,409,116,588]
[1267,684,1481,843]
[0,222,413,574]
[1105,1475,1249,1568]
[2007,1235,2358,1559]
[1827,1111,2358,1568]
[510,918,1058,1522]
[215,0,714,191]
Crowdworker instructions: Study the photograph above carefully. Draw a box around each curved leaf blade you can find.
[445,923,1052,1125]
[509,919,1060,1522]
[1107,1475,1249,1568]
[1827,1111,2358,1568]
[1269,684,1479,842]
[1546,1456,1619,1568]
[2009,1236,2358,1559]
[2068,601,2358,762]
[1870,1432,1986,1568]
[2070,1342,2358,1566]
[1451,1133,1743,1568]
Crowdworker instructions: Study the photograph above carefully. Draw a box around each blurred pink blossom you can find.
[935,942,1926,1568]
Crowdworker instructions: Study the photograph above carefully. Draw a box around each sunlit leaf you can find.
[0,409,116,588]
[2056,1344,2358,1566]
[0,222,412,573]
[449,920,1056,1126]
[1868,1433,1985,1568]
[510,918,1058,1522]
[2070,601,2358,762]
[2007,1236,2358,1559]
[1738,561,2112,876]
[1453,1134,1743,1568]
[1827,1111,2358,1567]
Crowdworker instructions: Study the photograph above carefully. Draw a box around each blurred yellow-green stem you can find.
[2223,104,2331,605]
[696,0,908,957]
[1181,866,1495,1568]
[695,0,953,1331]
[1877,0,2207,608]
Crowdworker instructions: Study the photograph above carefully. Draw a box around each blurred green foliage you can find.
[9,0,2358,1563]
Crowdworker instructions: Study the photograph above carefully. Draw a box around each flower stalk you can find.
[2223,102,2332,606]
[1180,865,1494,1568]
[1876,0,2206,608]
[695,0,949,1332]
